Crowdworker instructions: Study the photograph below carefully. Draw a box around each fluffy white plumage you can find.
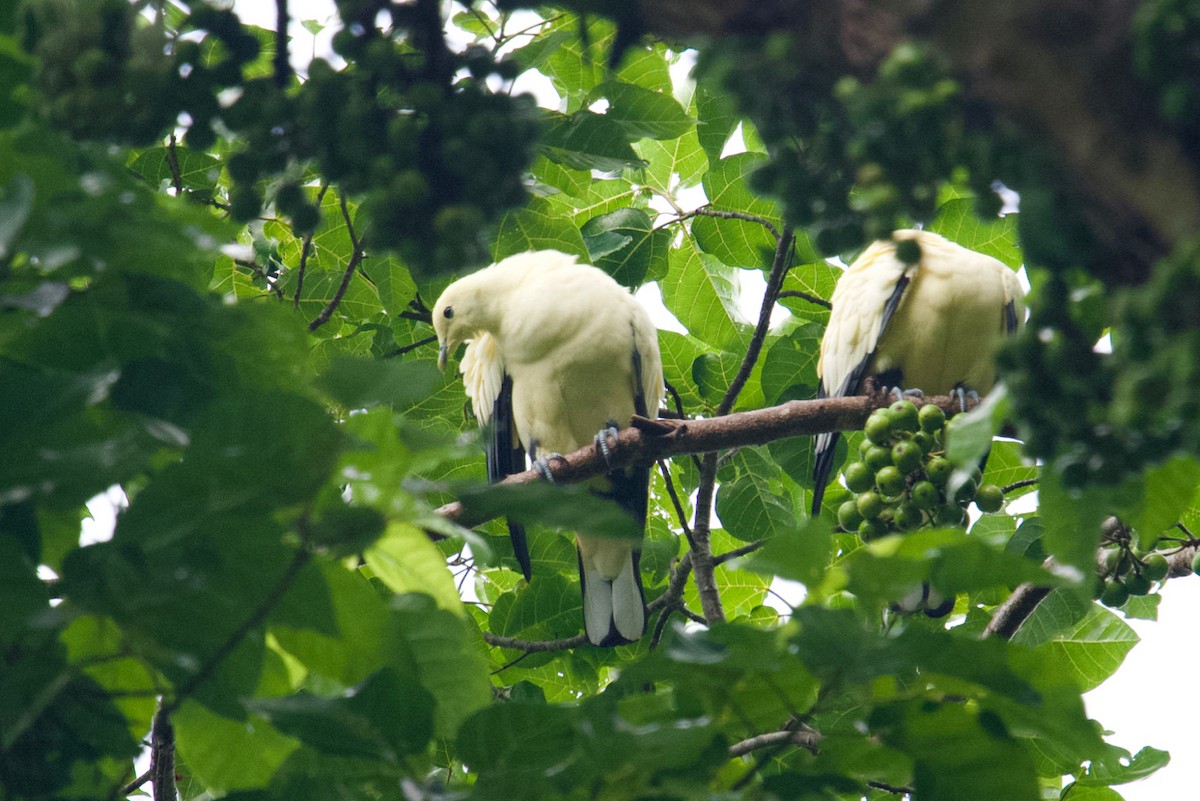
[812,229,1026,514]
[433,250,664,646]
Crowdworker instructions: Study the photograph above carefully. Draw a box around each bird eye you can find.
[443,306,454,319]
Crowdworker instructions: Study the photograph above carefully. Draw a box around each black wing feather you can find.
[487,374,531,581]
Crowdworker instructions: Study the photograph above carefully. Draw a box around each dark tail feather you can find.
[508,519,531,581]
[811,431,840,516]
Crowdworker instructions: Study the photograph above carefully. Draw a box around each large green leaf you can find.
[660,239,745,349]
[693,153,783,269]
[598,80,694,140]
[493,195,589,261]
[538,110,646,172]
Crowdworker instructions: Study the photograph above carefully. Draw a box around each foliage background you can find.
[3,1,1200,800]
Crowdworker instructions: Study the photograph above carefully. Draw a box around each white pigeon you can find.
[812,229,1026,516]
[433,250,664,646]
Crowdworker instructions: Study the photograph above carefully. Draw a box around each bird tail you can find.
[811,432,840,517]
[579,547,646,647]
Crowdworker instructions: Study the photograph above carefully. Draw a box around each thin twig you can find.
[308,193,364,331]
[713,539,764,565]
[868,780,915,795]
[164,549,312,712]
[292,183,329,309]
[482,631,588,652]
[689,225,795,626]
[383,335,437,359]
[1002,477,1038,494]
[690,452,725,624]
[777,289,832,310]
[678,206,782,241]
[658,461,693,540]
[121,769,153,796]
[718,225,794,416]
[728,728,822,758]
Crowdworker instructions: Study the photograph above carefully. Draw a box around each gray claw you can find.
[534,453,565,482]
[594,424,620,468]
[902,388,925,399]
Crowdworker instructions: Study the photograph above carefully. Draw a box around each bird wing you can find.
[812,240,914,514]
[461,333,531,580]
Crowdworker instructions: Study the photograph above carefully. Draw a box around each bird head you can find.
[432,275,488,371]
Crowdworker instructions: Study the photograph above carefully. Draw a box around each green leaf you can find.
[598,80,694,140]
[175,700,300,791]
[761,324,821,404]
[715,448,798,542]
[250,668,434,761]
[693,82,739,164]
[945,384,1010,466]
[539,110,646,172]
[660,239,744,349]
[494,196,589,261]
[457,702,579,776]
[694,154,783,269]
[1078,744,1169,786]
[634,126,708,192]
[1117,456,1200,547]
[580,206,670,286]
[489,572,582,639]
[315,356,440,410]
[929,197,1024,269]
[874,701,1039,801]
[1040,467,1108,589]
[365,522,465,615]
[737,518,833,589]
[1031,603,1138,692]
[0,172,33,257]
[128,146,222,194]
[457,481,643,541]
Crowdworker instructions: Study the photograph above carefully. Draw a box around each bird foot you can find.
[594,422,620,468]
[533,453,566,482]
[885,386,925,402]
[951,386,979,413]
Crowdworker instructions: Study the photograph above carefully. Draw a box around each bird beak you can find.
[437,340,449,372]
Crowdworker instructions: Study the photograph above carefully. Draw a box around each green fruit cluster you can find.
[835,400,1004,540]
[20,0,182,144]
[20,0,540,276]
[1095,543,1170,608]
[696,37,1001,256]
[1005,241,1200,487]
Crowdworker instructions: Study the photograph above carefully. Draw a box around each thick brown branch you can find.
[432,392,963,528]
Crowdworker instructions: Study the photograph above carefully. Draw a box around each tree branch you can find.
[292,183,328,310]
[432,392,973,529]
[274,0,291,88]
[681,206,782,241]
[482,631,588,652]
[728,727,822,757]
[308,193,363,331]
[163,548,312,712]
[150,703,175,801]
[777,289,832,310]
